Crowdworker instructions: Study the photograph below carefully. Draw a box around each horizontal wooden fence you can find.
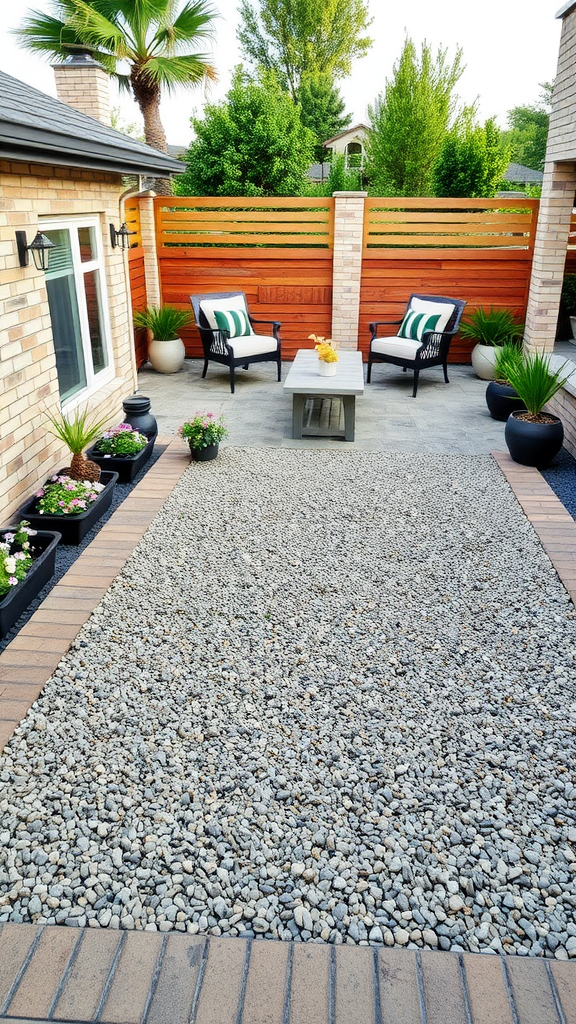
[154,197,334,361]
[130,195,544,367]
[359,198,539,362]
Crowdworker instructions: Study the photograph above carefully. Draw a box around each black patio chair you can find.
[367,294,466,397]
[190,291,281,394]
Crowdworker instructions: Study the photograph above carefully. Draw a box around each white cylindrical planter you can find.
[471,344,498,380]
[148,337,186,374]
[318,360,337,376]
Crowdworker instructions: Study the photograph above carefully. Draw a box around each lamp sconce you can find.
[110,222,136,249]
[16,230,55,271]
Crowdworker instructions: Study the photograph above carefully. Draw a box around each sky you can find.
[0,0,564,146]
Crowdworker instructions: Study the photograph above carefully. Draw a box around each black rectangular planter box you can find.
[87,434,157,484]
[0,530,61,639]
[19,470,119,545]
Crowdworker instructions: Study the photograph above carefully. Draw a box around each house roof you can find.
[503,162,544,183]
[323,124,369,146]
[0,70,184,177]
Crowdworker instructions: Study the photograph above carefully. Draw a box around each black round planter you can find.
[122,395,157,440]
[485,381,526,421]
[190,444,219,462]
[504,412,564,468]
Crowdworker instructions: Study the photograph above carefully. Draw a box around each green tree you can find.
[365,37,465,197]
[174,68,315,196]
[433,115,510,197]
[297,72,351,162]
[237,0,373,100]
[307,153,362,196]
[14,0,217,190]
[503,83,552,172]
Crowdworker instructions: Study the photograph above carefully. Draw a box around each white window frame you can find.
[41,214,115,410]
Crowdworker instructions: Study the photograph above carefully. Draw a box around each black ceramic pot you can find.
[504,412,564,468]
[485,381,526,421]
[0,530,61,638]
[122,395,157,440]
[19,471,119,545]
[190,444,219,462]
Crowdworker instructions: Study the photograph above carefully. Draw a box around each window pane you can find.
[44,229,87,402]
[78,226,97,263]
[83,269,108,374]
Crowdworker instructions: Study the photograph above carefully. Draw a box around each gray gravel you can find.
[0,448,575,957]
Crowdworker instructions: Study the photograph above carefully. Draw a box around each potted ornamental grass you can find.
[133,305,192,374]
[504,352,573,467]
[0,520,60,638]
[309,334,338,377]
[19,407,118,545]
[459,307,524,380]
[485,343,526,421]
[178,412,228,462]
[88,423,153,483]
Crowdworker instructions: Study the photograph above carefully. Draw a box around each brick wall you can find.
[546,8,576,162]
[0,160,137,522]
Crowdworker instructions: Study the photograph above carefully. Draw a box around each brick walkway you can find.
[0,925,575,1024]
[0,444,575,1023]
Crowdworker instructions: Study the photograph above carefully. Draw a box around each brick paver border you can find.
[0,926,574,1024]
[493,450,576,605]
[0,437,189,754]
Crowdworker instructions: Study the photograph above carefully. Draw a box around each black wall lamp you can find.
[110,222,136,249]
[16,230,55,271]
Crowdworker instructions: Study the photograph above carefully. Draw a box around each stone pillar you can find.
[330,191,367,350]
[524,162,576,354]
[53,52,111,125]
[138,192,161,308]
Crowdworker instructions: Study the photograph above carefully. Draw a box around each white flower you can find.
[4,556,16,574]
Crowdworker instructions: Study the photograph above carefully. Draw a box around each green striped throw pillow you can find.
[398,308,442,342]
[214,308,251,338]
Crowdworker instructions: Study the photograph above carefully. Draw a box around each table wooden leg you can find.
[342,396,356,441]
[292,394,305,439]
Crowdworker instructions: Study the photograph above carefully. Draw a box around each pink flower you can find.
[8,577,18,586]
[58,501,66,508]
[3,532,14,543]
[35,490,44,498]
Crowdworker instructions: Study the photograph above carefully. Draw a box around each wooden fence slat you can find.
[159,211,332,224]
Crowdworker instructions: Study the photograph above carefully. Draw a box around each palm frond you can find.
[66,0,133,59]
[12,10,81,59]
[46,405,110,455]
[142,53,216,88]
[151,0,217,53]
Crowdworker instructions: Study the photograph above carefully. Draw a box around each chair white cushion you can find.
[200,295,249,330]
[229,334,278,359]
[371,336,423,360]
[398,297,454,341]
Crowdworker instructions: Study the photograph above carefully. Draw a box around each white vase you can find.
[318,360,337,377]
[471,344,498,381]
[148,336,185,374]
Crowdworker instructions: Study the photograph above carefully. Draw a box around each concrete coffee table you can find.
[284,349,364,441]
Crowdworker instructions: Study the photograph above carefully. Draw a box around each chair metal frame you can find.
[190,292,281,394]
[367,294,466,397]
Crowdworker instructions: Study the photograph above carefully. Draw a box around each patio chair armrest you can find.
[250,317,281,338]
[417,328,454,360]
[369,320,402,338]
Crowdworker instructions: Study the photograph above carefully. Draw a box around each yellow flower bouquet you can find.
[308,334,338,363]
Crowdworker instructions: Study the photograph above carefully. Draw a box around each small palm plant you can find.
[505,353,573,421]
[133,305,192,340]
[493,342,524,384]
[47,406,109,482]
[459,307,524,347]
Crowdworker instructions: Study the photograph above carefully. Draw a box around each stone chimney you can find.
[53,50,111,126]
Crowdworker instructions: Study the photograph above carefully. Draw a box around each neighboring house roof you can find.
[503,162,544,184]
[323,124,369,147]
[167,143,188,159]
[0,71,184,177]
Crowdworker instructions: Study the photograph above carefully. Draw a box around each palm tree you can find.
[15,0,218,190]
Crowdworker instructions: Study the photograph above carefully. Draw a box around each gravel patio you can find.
[0,434,575,959]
